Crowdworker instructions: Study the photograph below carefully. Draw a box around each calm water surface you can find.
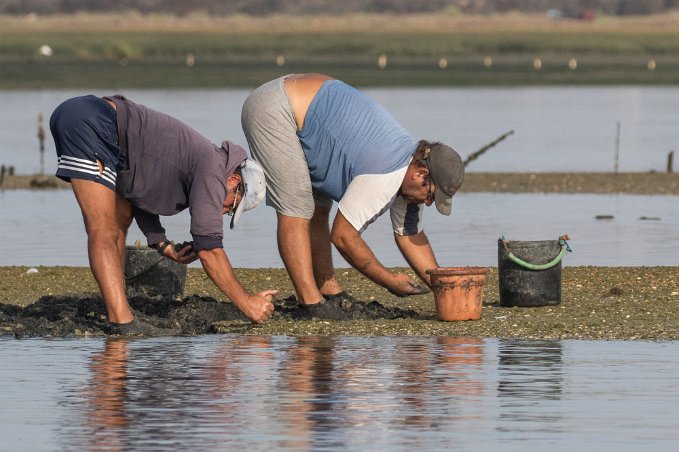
[2,86,679,174]
[1,336,677,451]
[1,190,677,267]
[2,86,678,267]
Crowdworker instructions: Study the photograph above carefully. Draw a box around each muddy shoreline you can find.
[2,172,679,194]
[3,172,677,339]
[1,266,677,340]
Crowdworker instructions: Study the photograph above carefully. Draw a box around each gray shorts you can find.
[241,75,332,219]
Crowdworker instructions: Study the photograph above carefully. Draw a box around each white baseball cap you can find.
[230,159,266,229]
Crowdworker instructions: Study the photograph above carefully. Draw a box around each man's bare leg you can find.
[309,206,343,296]
[277,213,325,305]
[115,191,133,270]
[71,179,133,323]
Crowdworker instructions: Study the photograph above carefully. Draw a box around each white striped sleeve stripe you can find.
[99,171,116,185]
[58,161,117,185]
[58,155,99,167]
[58,156,99,170]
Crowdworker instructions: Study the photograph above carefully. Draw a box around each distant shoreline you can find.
[2,12,679,89]
[3,172,679,195]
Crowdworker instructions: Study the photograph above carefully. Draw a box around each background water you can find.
[2,86,679,268]
[1,189,678,267]
[1,336,678,452]
[2,86,679,174]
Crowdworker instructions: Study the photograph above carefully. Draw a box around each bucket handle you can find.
[500,234,572,271]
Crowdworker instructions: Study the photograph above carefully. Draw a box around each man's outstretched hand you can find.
[387,273,431,297]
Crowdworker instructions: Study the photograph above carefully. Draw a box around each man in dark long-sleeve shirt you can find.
[50,95,276,334]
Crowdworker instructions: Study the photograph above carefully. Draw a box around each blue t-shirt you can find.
[298,80,416,201]
[298,80,421,234]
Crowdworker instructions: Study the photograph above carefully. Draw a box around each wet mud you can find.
[4,172,679,194]
[2,266,678,340]
[0,293,419,338]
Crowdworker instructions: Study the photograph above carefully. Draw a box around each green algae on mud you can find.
[1,266,678,339]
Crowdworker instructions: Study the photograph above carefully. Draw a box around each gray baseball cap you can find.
[230,158,267,229]
[426,143,464,216]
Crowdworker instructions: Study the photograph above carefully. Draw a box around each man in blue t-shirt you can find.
[242,73,464,308]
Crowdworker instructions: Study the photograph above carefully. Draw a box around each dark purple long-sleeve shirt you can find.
[106,95,246,251]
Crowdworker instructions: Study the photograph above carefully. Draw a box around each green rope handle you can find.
[500,235,571,271]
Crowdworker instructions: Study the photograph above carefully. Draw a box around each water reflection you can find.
[73,338,235,450]
[497,339,563,431]
[86,339,129,452]
[80,338,215,450]
[277,337,339,450]
[274,336,488,449]
[71,336,492,450]
[32,336,675,451]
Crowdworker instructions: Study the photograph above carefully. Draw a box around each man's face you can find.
[223,175,244,216]
[402,168,435,206]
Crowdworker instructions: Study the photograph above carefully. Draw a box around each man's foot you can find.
[106,318,176,337]
[301,300,346,320]
[322,291,358,303]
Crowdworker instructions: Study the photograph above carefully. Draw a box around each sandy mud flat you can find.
[1,266,677,339]
[3,172,679,194]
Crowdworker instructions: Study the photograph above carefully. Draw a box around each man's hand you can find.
[386,273,431,297]
[161,241,199,265]
[236,290,278,323]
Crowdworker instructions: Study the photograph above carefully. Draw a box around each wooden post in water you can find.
[614,121,620,174]
[463,130,514,167]
[668,151,674,173]
[37,113,46,176]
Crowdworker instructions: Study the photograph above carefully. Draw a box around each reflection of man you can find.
[50,95,276,335]
[278,336,336,449]
[242,74,464,308]
[86,339,130,451]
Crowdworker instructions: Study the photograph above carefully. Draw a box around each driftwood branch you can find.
[463,130,514,167]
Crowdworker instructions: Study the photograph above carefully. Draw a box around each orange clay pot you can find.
[426,267,489,321]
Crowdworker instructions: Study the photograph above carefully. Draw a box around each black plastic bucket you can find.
[498,238,569,307]
[124,246,187,298]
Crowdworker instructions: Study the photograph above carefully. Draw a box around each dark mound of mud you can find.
[0,294,248,338]
[273,296,419,321]
[0,293,420,338]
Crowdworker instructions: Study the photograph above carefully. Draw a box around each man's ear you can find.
[226,173,242,185]
[413,166,429,182]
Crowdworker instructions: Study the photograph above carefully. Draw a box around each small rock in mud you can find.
[602,286,625,298]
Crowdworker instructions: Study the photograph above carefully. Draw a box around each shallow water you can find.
[2,86,679,174]
[1,336,677,451]
[1,189,677,267]
[2,86,678,269]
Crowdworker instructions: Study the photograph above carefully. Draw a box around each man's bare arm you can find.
[331,212,428,297]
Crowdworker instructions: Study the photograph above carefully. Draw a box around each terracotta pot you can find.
[426,267,489,321]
